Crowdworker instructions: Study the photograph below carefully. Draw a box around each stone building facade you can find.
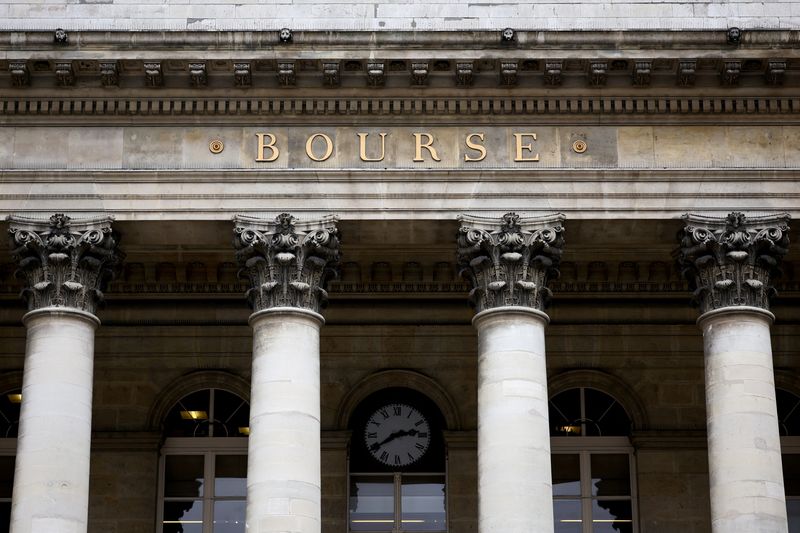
[0,5,799,533]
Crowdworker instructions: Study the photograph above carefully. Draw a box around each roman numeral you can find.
[408,453,415,461]
[418,432,428,438]
[394,455,401,464]
[415,443,425,450]
[367,432,377,439]
[414,419,425,427]
[393,405,402,416]
[380,409,389,419]
[380,451,388,461]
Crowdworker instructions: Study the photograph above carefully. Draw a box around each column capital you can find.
[457,212,565,314]
[7,213,123,315]
[233,213,340,314]
[676,211,791,315]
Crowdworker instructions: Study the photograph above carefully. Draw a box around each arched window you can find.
[347,387,447,532]
[0,388,20,532]
[158,388,249,533]
[777,388,800,530]
[549,387,637,533]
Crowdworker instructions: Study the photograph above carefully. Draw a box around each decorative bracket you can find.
[322,61,340,87]
[676,212,791,314]
[233,213,341,314]
[544,61,563,87]
[366,62,385,87]
[457,212,566,313]
[233,62,251,88]
[7,213,123,315]
[189,62,207,88]
[144,62,163,87]
[588,61,608,87]
[9,61,30,87]
[100,61,119,87]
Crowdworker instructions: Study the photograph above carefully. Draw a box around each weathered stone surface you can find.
[233,213,340,314]
[457,212,565,313]
[7,213,123,314]
[0,2,795,31]
[676,211,790,314]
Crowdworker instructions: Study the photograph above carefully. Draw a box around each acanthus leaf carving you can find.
[676,211,791,314]
[7,213,123,315]
[457,212,565,313]
[233,213,340,314]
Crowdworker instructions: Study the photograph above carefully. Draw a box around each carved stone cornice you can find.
[676,211,791,315]
[232,213,340,314]
[457,212,565,313]
[6,213,123,315]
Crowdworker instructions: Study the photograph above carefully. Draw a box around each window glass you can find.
[584,389,630,437]
[592,500,633,533]
[784,454,800,496]
[550,389,582,436]
[0,457,13,500]
[788,500,800,533]
[591,454,631,497]
[215,455,247,498]
[165,455,204,498]
[550,388,631,438]
[0,391,21,439]
[400,475,446,531]
[213,390,250,438]
[552,454,581,496]
[553,499,582,532]
[778,389,800,437]
[213,501,246,533]
[163,501,203,533]
[165,390,211,438]
[349,476,395,531]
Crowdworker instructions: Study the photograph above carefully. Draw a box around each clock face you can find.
[364,403,431,468]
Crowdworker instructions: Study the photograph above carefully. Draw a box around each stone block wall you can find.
[0,0,797,31]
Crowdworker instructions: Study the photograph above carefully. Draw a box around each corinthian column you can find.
[457,212,565,533]
[677,212,791,533]
[233,213,340,533]
[6,213,122,533]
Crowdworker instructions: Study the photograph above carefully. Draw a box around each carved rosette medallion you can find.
[7,213,123,315]
[233,213,340,314]
[676,212,791,315]
[457,212,566,313]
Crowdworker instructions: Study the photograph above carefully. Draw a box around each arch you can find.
[336,369,461,431]
[146,370,250,432]
[548,369,649,431]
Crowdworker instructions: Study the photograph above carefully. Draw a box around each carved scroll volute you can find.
[676,212,791,314]
[457,212,566,313]
[233,213,341,314]
[7,213,123,315]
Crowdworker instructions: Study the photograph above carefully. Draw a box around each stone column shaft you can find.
[678,211,791,533]
[248,308,322,532]
[234,213,340,533]
[11,309,97,533]
[458,212,565,533]
[701,308,786,533]
[6,213,121,533]
[475,307,552,533]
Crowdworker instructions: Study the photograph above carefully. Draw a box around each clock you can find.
[364,403,431,467]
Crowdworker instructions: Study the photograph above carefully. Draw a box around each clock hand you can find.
[369,428,421,451]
